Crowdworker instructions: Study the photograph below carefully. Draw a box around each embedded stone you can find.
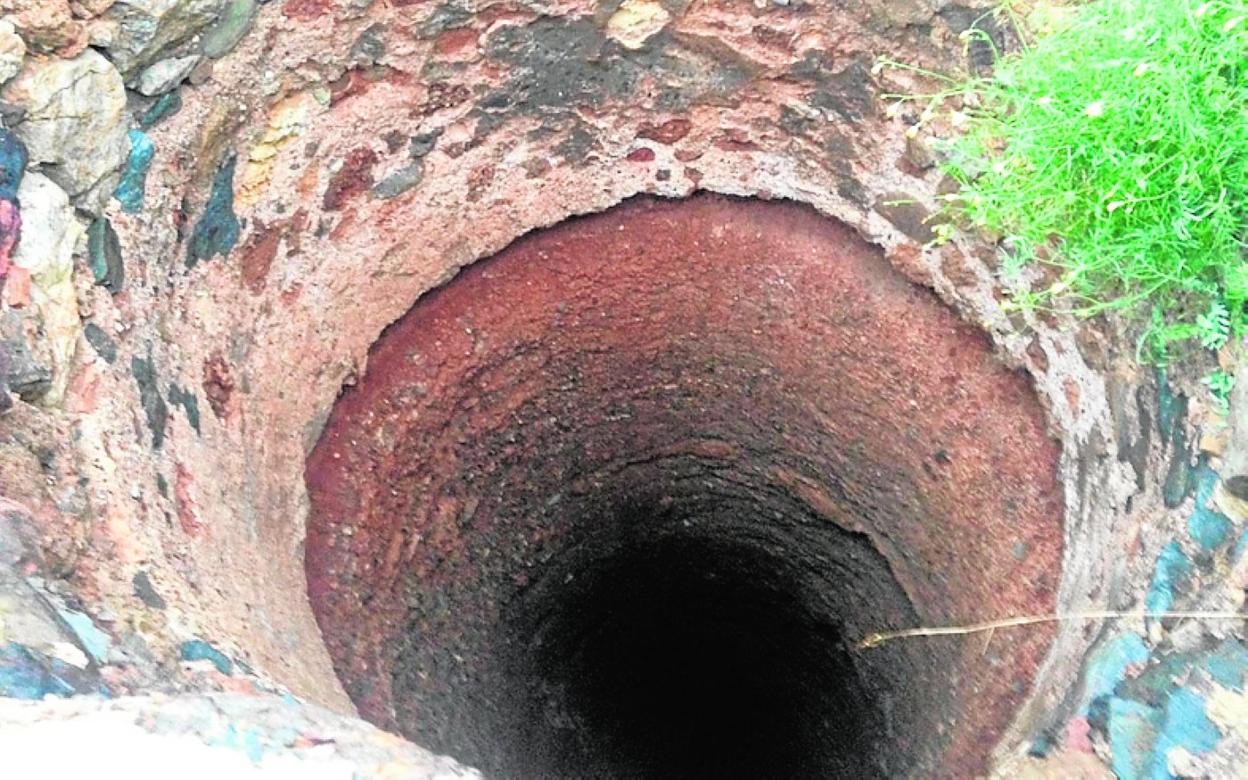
[0,130,26,288]
[135,54,199,95]
[873,0,942,26]
[101,0,228,76]
[179,639,232,673]
[371,160,423,199]
[5,0,85,53]
[0,20,25,86]
[605,0,670,50]
[0,309,52,401]
[186,153,240,267]
[113,129,155,212]
[874,191,938,243]
[2,50,129,197]
[13,173,79,285]
[200,0,256,58]
[131,570,167,609]
[131,350,167,448]
[87,218,124,294]
[11,172,83,404]
[0,129,27,202]
[167,382,201,434]
[138,90,182,128]
[83,322,118,364]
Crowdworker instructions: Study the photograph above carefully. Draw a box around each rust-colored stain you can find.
[322,147,378,211]
[305,195,1064,776]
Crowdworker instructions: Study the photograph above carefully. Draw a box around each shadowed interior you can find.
[304,195,1065,777]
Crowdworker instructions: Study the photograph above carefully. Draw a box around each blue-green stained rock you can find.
[202,0,257,58]
[56,608,112,664]
[0,130,28,201]
[1156,369,1183,439]
[1187,459,1233,551]
[1109,697,1160,780]
[1080,633,1151,712]
[0,643,75,700]
[139,91,183,129]
[88,218,124,293]
[187,154,240,268]
[180,640,233,674]
[114,130,155,213]
[1145,541,1193,617]
[1151,688,1221,777]
[1162,427,1195,508]
[1155,371,1196,507]
[1200,639,1248,691]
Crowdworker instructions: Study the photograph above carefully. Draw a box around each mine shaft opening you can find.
[304,195,1066,777]
[502,500,894,778]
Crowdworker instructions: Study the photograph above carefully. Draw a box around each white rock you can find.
[2,49,129,197]
[13,173,78,283]
[606,0,670,50]
[102,0,228,76]
[0,20,24,86]
[87,18,123,48]
[12,173,83,406]
[136,53,199,95]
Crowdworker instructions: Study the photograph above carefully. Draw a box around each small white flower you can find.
[1085,100,1106,118]
[1037,95,1053,106]
[1133,63,1150,77]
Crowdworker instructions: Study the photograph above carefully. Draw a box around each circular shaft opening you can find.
[305,195,1065,777]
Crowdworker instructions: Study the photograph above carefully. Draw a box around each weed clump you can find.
[886,0,1248,400]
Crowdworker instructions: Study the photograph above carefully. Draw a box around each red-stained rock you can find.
[239,220,281,293]
[202,353,234,422]
[175,463,202,536]
[638,118,692,145]
[321,147,377,212]
[281,0,332,22]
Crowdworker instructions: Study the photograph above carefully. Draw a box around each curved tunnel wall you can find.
[304,195,1065,776]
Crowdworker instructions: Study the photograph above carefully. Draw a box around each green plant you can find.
[880,0,1248,386]
[1203,368,1236,414]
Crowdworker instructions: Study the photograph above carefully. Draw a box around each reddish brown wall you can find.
[306,195,1065,776]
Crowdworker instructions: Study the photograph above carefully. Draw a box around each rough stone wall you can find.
[0,0,1245,776]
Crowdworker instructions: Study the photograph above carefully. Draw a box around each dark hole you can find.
[497,502,888,779]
